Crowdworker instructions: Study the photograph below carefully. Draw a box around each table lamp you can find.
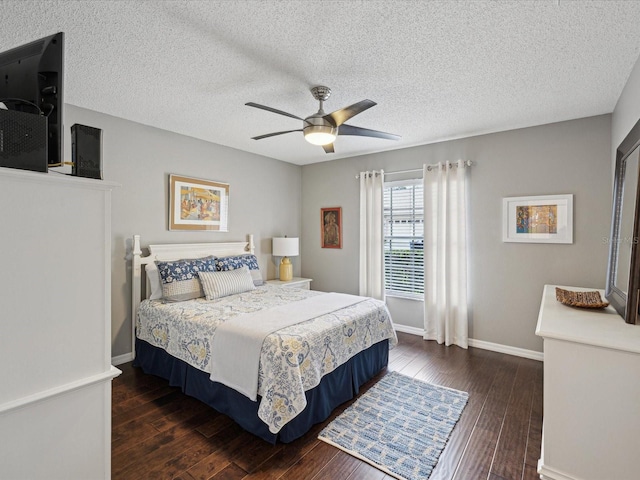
[272,237,299,281]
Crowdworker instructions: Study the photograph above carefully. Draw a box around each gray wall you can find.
[613,53,640,152]
[63,105,302,358]
[63,99,621,357]
[301,115,612,352]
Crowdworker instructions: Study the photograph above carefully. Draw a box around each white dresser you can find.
[535,284,640,480]
[0,168,120,479]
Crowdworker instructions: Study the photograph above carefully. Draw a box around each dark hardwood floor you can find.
[112,332,543,480]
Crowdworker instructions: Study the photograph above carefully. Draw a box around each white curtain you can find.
[359,170,385,300]
[423,160,469,348]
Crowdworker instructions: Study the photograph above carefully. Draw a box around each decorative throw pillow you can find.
[145,264,163,300]
[155,256,217,302]
[199,266,256,300]
[215,254,263,286]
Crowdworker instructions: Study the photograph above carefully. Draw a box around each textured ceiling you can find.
[2,0,640,165]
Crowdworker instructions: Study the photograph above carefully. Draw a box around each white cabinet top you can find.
[0,166,119,190]
[535,284,640,354]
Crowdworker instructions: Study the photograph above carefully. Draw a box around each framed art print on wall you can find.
[169,174,229,231]
[503,194,573,243]
[321,207,342,248]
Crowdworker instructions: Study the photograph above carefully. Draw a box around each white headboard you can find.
[131,234,255,356]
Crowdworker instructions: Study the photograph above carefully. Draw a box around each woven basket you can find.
[555,287,609,309]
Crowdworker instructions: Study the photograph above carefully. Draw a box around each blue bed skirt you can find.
[133,338,389,444]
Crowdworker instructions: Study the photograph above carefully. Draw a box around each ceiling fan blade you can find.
[322,143,335,154]
[338,123,401,141]
[245,102,303,121]
[324,99,376,127]
[251,129,302,140]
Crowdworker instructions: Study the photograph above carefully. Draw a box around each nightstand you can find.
[266,277,313,290]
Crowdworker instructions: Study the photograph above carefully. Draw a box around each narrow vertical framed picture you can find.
[502,194,573,243]
[169,174,229,231]
[321,207,342,248]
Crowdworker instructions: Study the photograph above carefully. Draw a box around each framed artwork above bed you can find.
[169,174,229,231]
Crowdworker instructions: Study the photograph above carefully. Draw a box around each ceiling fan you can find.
[246,86,401,153]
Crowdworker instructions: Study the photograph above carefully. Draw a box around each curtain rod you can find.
[355,160,473,179]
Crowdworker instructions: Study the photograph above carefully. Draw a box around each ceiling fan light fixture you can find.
[304,125,337,146]
[246,86,400,153]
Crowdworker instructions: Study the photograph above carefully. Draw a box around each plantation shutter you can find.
[383,179,424,298]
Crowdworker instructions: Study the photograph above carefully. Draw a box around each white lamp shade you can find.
[272,237,299,257]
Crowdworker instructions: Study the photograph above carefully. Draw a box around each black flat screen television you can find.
[0,32,64,167]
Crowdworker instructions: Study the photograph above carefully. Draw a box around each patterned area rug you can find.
[318,371,469,480]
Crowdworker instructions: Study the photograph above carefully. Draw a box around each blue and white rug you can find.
[318,371,469,480]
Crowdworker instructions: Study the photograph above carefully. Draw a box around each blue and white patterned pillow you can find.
[215,254,263,286]
[199,266,256,300]
[155,255,217,302]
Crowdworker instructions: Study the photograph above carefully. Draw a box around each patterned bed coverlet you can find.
[137,284,397,434]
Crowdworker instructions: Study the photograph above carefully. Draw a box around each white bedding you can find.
[210,292,369,401]
[136,284,397,433]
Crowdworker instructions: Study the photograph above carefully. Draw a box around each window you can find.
[383,179,424,298]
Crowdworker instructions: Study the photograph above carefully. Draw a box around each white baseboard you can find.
[537,461,582,480]
[468,338,543,362]
[111,352,134,366]
[393,324,543,362]
[393,324,425,336]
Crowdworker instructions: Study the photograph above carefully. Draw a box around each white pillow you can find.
[199,266,256,300]
[145,264,163,300]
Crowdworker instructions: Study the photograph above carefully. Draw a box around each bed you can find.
[131,234,397,443]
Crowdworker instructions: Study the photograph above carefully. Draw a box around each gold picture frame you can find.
[321,207,342,248]
[169,174,229,231]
